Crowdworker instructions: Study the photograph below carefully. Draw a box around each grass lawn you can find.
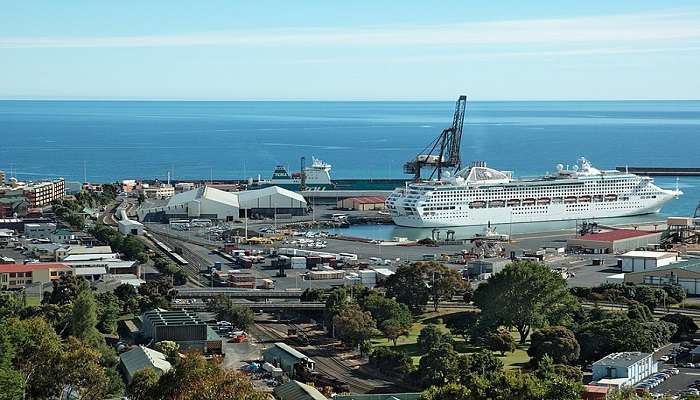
[24,296,41,307]
[370,307,531,369]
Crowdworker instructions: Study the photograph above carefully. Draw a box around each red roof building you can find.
[0,263,72,290]
[567,229,663,254]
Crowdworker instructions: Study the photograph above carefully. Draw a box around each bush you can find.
[417,324,453,354]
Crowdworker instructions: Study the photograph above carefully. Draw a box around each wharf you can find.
[615,167,700,176]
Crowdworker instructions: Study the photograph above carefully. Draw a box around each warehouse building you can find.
[140,309,222,354]
[624,258,700,295]
[566,229,663,254]
[138,185,306,222]
[620,251,680,273]
[119,345,172,383]
[263,342,315,377]
[336,196,386,211]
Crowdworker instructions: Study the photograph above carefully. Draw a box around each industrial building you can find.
[464,258,510,279]
[566,229,663,254]
[336,196,386,211]
[118,218,144,236]
[140,309,222,354]
[138,185,307,222]
[591,352,657,388]
[263,342,315,377]
[624,258,700,295]
[118,345,172,383]
[620,251,680,273]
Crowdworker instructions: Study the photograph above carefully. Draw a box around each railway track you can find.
[253,321,396,394]
[147,231,208,287]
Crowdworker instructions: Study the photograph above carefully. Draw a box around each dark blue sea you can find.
[1,100,698,220]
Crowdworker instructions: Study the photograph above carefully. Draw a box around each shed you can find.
[624,258,700,295]
[263,342,314,376]
[620,251,679,273]
[274,380,327,400]
[337,196,386,211]
[119,346,172,383]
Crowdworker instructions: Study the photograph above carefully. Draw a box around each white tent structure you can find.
[138,185,307,221]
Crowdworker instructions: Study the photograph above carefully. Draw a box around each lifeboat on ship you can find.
[469,201,486,209]
[507,199,521,207]
[537,197,551,205]
[604,194,618,201]
[522,198,536,206]
[579,195,592,203]
[564,196,577,204]
[488,200,505,208]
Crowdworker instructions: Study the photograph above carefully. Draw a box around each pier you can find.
[615,166,700,176]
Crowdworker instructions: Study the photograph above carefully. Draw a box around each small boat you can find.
[488,200,505,208]
[469,201,487,209]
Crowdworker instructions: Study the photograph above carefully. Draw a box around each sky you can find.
[1,1,700,100]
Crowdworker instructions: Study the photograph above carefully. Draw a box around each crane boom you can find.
[404,95,467,181]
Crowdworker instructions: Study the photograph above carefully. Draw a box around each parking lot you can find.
[650,343,700,396]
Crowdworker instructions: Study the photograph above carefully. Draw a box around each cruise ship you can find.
[386,158,682,228]
[253,157,334,190]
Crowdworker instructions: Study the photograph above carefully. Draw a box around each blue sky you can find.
[1,1,700,100]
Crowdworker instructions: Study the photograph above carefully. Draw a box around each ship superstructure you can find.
[387,158,682,227]
[255,157,333,190]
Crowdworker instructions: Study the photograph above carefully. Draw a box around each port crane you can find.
[404,95,467,181]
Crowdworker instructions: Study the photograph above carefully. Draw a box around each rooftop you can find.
[273,380,328,400]
[119,346,172,377]
[576,229,659,242]
[627,258,700,276]
[621,251,677,259]
[0,263,70,273]
[268,342,313,363]
[592,352,651,368]
[142,309,206,327]
[348,196,387,204]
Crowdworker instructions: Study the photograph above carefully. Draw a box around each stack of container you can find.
[229,271,256,289]
[359,270,377,287]
[291,257,307,269]
[308,270,345,280]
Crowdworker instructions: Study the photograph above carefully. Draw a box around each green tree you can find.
[72,288,102,347]
[663,285,686,304]
[462,285,474,304]
[576,317,654,362]
[661,313,699,339]
[444,311,480,342]
[300,288,326,302]
[528,326,580,365]
[61,337,110,400]
[0,292,22,320]
[627,302,653,322]
[425,262,466,311]
[127,369,160,400]
[486,328,516,356]
[332,303,378,350]
[474,261,578,343]
[155,341,181,362]
[380,319,410,347]
[417,324,453,353]
[138,279,174,312]
[325,287,350,325]
[369,347,414,375]
[96,291,122,334]
[43,274,89,305]
[420,383,472,400]
[363,294,413,345]
[417,342,462,387]
[385,263,431,311]
[463,350,503,379]
[208,296,255,330]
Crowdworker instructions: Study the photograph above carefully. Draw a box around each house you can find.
[334,394,422,400]
[273,380,328,400]
[0,263,72,290]
[263,342,314,377]
[591,352,657,387]
[118,346,172,383]
[24,222,57,239]
[51,228,75,244]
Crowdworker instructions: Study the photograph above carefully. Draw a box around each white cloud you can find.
[1,9,700,49]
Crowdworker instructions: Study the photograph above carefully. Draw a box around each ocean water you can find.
[1,100,698,221]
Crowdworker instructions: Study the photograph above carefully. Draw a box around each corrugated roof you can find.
[73,266,107,275]
[0,263,70,273]
[119,346,172,377]
[238,186,306,204]
[273,380,327,400]
[267,342,313,363]
[621,251,677,259]
[577,229,658,242]
[626,258,700,275]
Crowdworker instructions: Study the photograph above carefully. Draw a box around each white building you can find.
[138,185,307,222]
[24,223,57,239]
[620,251,680,273]
[118,218,144,236]
[592,352,657,387]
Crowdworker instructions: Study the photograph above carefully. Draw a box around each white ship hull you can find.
[387,158,682,228]
[392,194,673,228]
